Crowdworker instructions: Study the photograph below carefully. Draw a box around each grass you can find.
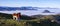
[0,19,27,26]
[0,17,60,26]
[0,18,41,26]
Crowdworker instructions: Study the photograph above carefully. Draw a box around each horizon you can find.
[0,6,59,8]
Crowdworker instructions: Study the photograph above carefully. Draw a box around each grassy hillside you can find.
[0,19,60,26]
[0,13,60,26]
[0,13,12,19]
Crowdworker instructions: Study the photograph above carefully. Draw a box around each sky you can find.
[0,0,60,8]
[0,0,60,15]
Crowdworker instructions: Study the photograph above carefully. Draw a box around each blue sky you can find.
[0,0,60,8]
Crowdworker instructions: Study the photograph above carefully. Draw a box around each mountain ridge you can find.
[0,6,58,11]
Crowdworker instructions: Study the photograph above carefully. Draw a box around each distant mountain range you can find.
[0,6,58,11]
[0,7,37,11]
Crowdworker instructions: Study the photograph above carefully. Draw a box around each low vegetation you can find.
[0,13,60,26]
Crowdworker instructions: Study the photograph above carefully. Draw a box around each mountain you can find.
[0,7,37,11]
[0,6,58,11]
[42,10,51,13]
[0,6,59,16]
